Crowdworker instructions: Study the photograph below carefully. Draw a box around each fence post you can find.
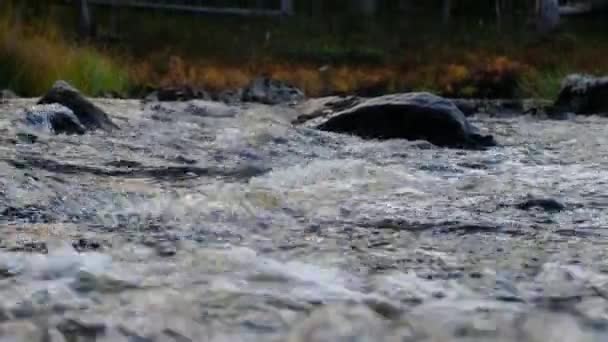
[357,0,377,16]
[280,0,294,15]
[78,0,94,38]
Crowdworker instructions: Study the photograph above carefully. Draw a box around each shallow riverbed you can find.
[1,98,608,341]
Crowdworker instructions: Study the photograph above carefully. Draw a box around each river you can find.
[1,98,608,341]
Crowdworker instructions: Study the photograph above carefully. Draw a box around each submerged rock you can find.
[553,74,608,115]
[56,317,107,341]
[214,88,243,104]
[517,198,566,213]
[0,89,18,99]
[24,104,86,135]
[145,86,211,102]
[242,77,305,105]
[300,92,496,149]
[449,98,552,117]
[38,80,118,131]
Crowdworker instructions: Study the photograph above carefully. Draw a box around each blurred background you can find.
[1,0,607,99]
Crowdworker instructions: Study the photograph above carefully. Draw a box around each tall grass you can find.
[0,6,129,97]
[2,2,608,99]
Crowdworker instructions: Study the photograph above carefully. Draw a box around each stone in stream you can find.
[0,89,18,99]
[214,88,244,105]
[38,80,119,131]
[24,104,86,135]
[516,198,566,213]
[242,77,305,105]
[553,74,608,116]
[56,317,107,341]
[145,86,211,102]
[71,270,139,294]
[299,92,496,149]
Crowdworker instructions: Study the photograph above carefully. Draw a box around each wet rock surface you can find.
[2,96,608,341]
[23,104,86,135]
[38,80,119,131]
[242,77,306,105]
[145,86,211,102]
[554,74,608,115]
[299,92,496,149]
[450,98,553,117]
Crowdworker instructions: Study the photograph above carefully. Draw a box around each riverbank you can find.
[2,4,608,99]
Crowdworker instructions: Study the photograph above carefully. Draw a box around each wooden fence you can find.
[69,0,294,37]
[76,0,294,16]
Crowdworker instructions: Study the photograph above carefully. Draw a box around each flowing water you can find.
[1,98,608,341]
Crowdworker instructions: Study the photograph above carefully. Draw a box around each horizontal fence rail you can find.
[67,0,293,16]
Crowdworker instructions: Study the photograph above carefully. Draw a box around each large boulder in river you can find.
[300,92,496,149]
[38,80,118,131]
[24,104,86,135]
[242,77,305,105]
[553,74,608,115]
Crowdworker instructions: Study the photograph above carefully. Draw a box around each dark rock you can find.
[173,155,197,165]
[16,132,38,144]
[0,307,9,322]
[1,205,55,223]
[516,198,566,212]
[57,317,107,340]
[438,223,502,234]
[184,100,238,118]
[450,99,479,116]
[242,77,305,105]
[24,104,86,135]
[214,88,243,105]
[0,257,23,278]
[7,241,48,254]
[450,98,551,117]
[293,96,361,124]
[8,156,269,181]
[10,301,36,319]
[300,92,496,149]
[156,241,177,257]
[118,326,155,342]
[553,74,608,115]
[105,160,142,168]
[100,91,124,99]
[72,238,102,252]
[146,86,211,102]
[71,270,138,293]
[38,80,118,131]
[162,329,193,342]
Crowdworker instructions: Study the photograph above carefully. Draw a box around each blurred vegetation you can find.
[1,1,608,99]
[0,3,129,96]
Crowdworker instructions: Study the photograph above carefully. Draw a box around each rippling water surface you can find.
[1,98,608,341]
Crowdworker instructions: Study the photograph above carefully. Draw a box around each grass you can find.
[0,5,129,97]
[2,3,608,99]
